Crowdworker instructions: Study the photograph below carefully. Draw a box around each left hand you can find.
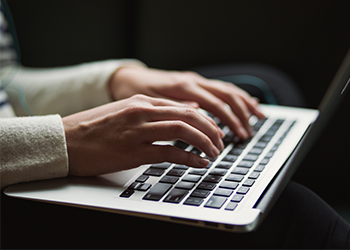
[108,67,265,139]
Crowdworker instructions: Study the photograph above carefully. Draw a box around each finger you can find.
[143,144,210,168]
[142,92,219,132]
[225,83,265,119]
[199,81,255,137]
[131,95,224,139]
[243,96,265,119]
[141,120,221,158]
[192,75,265,120]
[170,84,249,139]
[146,106,224,150]
[130,94,195,110]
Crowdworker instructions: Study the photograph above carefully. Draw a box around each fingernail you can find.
[218,128,225,138]
[248,126,255,137]
[212,146,220,157]
[239,127,249,139]
[199,157,210,167]
[218,138,224,151]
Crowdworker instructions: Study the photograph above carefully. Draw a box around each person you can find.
[1,1,349,248]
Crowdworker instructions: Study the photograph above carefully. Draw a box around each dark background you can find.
[2,0,350,248]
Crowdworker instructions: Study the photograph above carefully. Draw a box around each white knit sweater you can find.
[0,59,145,190]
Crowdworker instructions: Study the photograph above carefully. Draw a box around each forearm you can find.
[0,115,68,190]
[5,59,146,116]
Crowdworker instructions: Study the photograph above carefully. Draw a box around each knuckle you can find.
[123,105,152,119]
[212,98,225,107]
[183,107,197,119]
[170,77,192,90]
[184,71,200,77]
[130,94,149,101]
[170,121,186,134]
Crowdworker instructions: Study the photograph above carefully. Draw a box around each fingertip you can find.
[238,127,249,140]
[199,157,210,167]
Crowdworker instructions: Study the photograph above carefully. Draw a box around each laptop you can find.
[4,49,350,233]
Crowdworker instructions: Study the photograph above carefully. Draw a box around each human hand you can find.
[62,94,224,177]
[109,67,265,139]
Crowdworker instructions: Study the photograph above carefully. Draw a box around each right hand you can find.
[62,94,224,177]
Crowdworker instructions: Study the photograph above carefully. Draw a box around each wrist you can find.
[108,66,144,101]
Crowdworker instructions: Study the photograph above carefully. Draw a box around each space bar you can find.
[143,183,172,201]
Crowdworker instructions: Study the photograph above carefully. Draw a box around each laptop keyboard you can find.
[120,116,295,211]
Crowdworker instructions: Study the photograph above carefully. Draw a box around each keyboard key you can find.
[231,194,244,202]
[159,176,179,184]
[225,202,238,211]
[275,139,283,145]
[184,197,204,206]
[163,188,189,203]
[191,189,210,198]
[143,183,172,201]
[167,169,186,177]
[270,124,281,131]
[152,162,171,169]
[254,165,265,172]
[237,186,250,194]
[204,196,227,209]
[203,175,222,183]
[231,167,249,175]
[255,142,268,148]
[229,148,243,156]
[265,130,276,136]
[219,181,239,190]
[210,169,227,176]
[120,189,134,198]
[135,175,149,183]
[128,182,141,190]
[214,188,233,197]
[225,174,244,182]
[222,131,236,146]
[243,154,259,161]
[204,156,217,162]
[204,161,213,168]
[137,183,152,191]
[182,174,201,183]
[260,158,270,165]
[234,141,249,149]
[144,168,165,176]
[174,140,189,150]
[249,148,263,155]
[197,182,216,190]
[249,172,260,179]
[176,181,195,190]
[243,179,255,187]
[215,161,232,169]
[265,152,274,158]
[275,119,285,125]
[223,154,238,162]
[253,119,267,131]
[189,169,207,176]
[173,164,189,170]
[237,161,254,168]
[191,147,202,155]
[259,135,272,142]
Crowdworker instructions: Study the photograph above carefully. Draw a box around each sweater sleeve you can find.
[5,59,146,117]
[0,115,68,190]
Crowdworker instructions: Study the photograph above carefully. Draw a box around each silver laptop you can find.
[5,49,350,233]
